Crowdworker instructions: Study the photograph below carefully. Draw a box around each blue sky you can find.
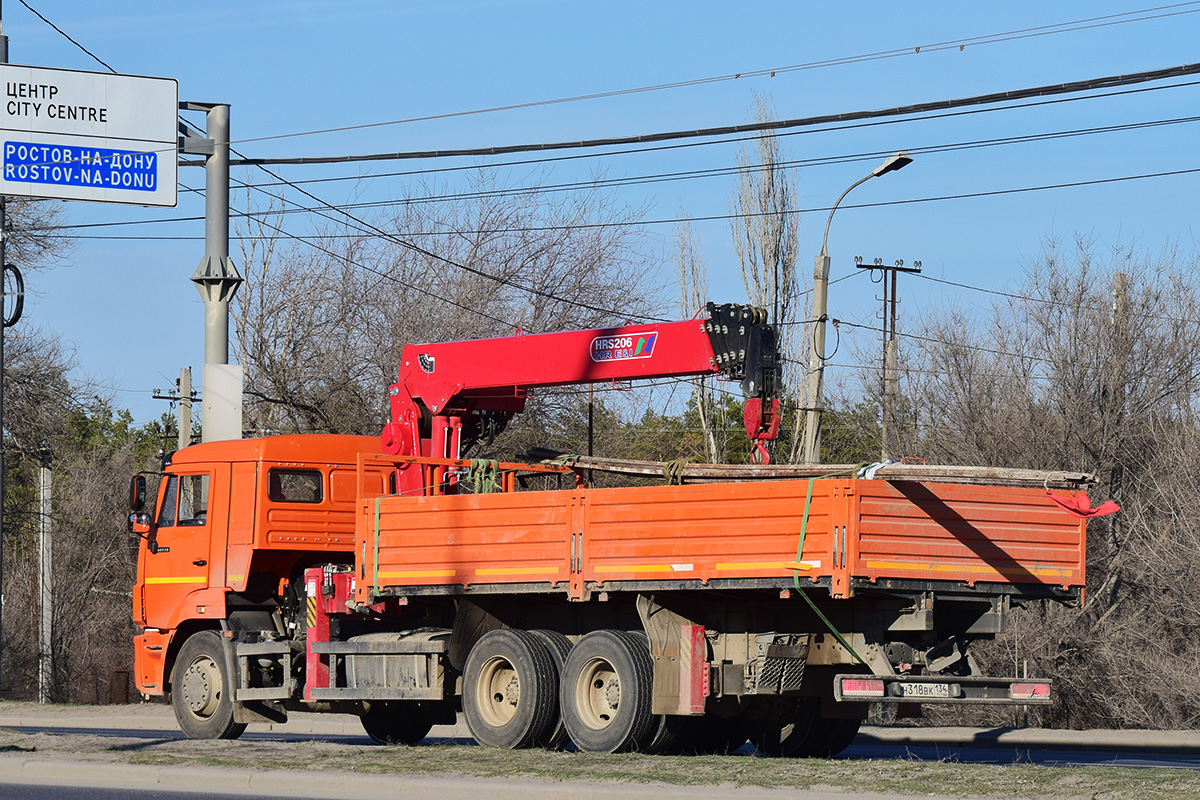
[8,1,1200,423]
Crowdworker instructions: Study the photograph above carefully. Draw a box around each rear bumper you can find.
[834,673,1053,705]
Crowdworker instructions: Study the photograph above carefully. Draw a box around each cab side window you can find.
[268,468,323,503]
[155,474,210,527]
[178,475,210,526]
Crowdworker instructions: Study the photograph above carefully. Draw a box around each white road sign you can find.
[0,64,177,207]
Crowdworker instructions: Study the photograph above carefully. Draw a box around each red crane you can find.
[381,303,781,492]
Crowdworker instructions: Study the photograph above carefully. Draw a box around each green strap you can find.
[373,496,381,596]
[662,458,689,485]
[467,459,501,493]
[794,468,868,665]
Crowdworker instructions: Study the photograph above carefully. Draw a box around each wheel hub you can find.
[477,655,520,727]
[179,655,221,718]
[577,657,621,729]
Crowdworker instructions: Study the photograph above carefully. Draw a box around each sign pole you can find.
[0,1,10,700]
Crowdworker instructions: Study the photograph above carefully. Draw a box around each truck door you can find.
[142,465,229,630]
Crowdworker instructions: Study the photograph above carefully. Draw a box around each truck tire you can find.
[751,700,860,758]
[560,629,656,753]
[529,629,573,749]
[750,699,819,757]
[361,701,435,745]
[463,629,558,749]
[170,630,247,740]
[688,713,748,754]
[811,717,861,757]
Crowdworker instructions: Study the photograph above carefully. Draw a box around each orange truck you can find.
[129,304,1089,756]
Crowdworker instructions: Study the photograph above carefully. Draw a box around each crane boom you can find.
[381,303,781,487]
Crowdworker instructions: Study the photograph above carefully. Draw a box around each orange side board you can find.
[355,478,1087,604]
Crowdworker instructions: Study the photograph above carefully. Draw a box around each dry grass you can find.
[0,726,1199,799]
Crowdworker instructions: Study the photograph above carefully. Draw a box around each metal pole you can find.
[37,451,50,704]
[201,104,231,366]
[187,102,243,443]
[802,173,869,465]
[801,153,912,464]
[0,7,10,699]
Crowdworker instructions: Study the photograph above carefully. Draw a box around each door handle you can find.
[193,559,207,567]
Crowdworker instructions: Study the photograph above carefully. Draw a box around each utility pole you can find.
[857,257,921,460]
[152,367,198,453]
[36,445,50,704]
[178,367,193,450]
[181,102,243,442]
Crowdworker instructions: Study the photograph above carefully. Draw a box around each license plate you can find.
[897,682,950,698]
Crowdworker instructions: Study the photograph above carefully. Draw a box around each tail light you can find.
[1010,682,1050,700]
[841,677,885,697]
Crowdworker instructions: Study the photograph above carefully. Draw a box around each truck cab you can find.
[131,435,388,701]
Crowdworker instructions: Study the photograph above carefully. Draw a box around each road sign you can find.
[0,64,177,207]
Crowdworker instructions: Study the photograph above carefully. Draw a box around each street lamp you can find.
[801,151,913,464]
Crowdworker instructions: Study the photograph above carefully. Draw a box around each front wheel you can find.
[170,630,246,740]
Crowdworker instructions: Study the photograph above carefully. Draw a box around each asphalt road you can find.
[0,786,298,800]
[3,704,1200,799]
[6,717,1200,770]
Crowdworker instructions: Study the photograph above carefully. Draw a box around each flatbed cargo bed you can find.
[354,472,1085,605]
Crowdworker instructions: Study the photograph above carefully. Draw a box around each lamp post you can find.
[801,151,913,464]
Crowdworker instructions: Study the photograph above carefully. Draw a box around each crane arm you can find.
[381,303,781,471]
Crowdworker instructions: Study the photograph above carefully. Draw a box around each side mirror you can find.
[129,475,146,512]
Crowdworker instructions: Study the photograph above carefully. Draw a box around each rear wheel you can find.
[560,630,656,753]
[811,717,861,757]
[530,629,573,749]
[750,700,860,758]
[170,630,247,740]
[463,629,558,748]
[361,701,435,745]
[750,699,819,757]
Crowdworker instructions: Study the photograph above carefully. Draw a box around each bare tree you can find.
[675,215,719,464]
[234,171,662,448]
[901,236,1200,728]
[728,93,806,462]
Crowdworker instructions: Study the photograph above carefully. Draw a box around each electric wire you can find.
[219,3,1200,149]
[214,77,1200,194]
[53,163,1200,241]
[230,62,1200,165]
[15,0,115,72]
[46,103,1200,240]
[227,152,670,324]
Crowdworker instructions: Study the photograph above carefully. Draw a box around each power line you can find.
[47,105,1200,240]
[230,62,1200,165]
[914,271,1200,326]
[218,3,1200,150]
[225,111,1200,215]
[16,0,115,72]
[54,163,1200,241]
[228,154,669,324]
[177,180,523,332]
[214,77,1200,194]
[830,317,1052,363]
